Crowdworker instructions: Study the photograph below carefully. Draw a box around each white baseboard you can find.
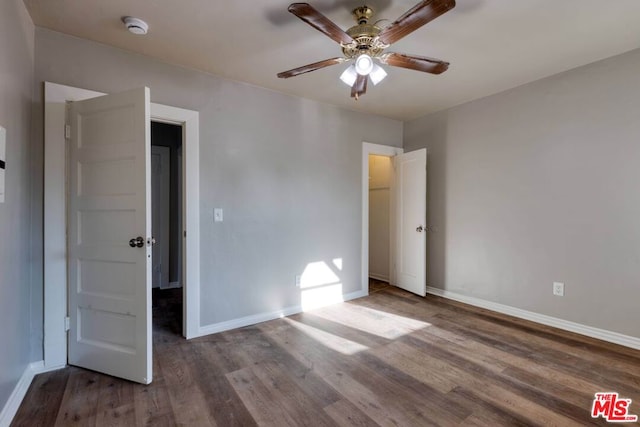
[369,273,389,282]
[0,361,65,427]
[157,282,181,290]
[197,305,303,337]
[427,286,640,350]
[344,289,368,301]
[195,289,368,339]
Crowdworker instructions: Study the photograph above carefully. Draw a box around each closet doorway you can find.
[151,122,183,337]
[368,154,392,289]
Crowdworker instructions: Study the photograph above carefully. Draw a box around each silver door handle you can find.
[416,226,424,232]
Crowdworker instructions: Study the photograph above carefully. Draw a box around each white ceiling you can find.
[24,0,640,121]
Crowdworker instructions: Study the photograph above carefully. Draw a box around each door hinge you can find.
[65,316,70,331]
[64,124,71,139]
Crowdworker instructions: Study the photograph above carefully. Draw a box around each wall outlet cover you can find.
[553,281,565,297]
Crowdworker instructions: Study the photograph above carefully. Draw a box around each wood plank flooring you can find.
[12,282,640,426]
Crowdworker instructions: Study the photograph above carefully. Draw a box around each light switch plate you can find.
[0,126,5,203]
[214,208,223,222]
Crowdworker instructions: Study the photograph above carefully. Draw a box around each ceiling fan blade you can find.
[351,74,368,99]
[380,52,449,74]
[378,0,456,45]
[288,3,355,45]
[277,57,347,79]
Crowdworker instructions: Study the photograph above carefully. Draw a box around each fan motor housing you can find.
[342,6,387,59]
[347,23,381,39]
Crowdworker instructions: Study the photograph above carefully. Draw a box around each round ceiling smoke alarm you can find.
[122,17,149,35]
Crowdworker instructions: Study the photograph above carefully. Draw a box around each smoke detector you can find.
[122,17,148,35]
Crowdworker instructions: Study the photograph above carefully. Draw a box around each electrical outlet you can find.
[295,275,301,288]
[553,282,565,297]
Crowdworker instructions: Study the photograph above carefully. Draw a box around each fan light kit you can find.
[122,16,149,35]
[277,1,455,100]
[340,61,387,87]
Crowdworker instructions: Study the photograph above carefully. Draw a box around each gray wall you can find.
[33,28,402,329]
[405,48,640,338]
[0,0,34,409]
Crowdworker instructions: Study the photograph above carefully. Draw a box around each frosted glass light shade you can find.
[340,65,357,86]
[355,54,374,76]
[370,64,387,85]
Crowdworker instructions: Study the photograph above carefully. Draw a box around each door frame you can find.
[361,142,403,294]
[43,82,201,370]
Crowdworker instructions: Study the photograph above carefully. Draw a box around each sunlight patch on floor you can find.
[312,304,431,340]
[284,317,369,355]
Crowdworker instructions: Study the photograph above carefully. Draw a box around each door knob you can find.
[416,226,424,232]
[129,236,145,248]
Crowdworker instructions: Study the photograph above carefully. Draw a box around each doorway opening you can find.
[362,142,426,297]
[361,142,403,295]
[151,121,183,338]
[368,154,392,293]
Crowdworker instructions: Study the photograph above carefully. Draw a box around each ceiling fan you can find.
[277,0,456,99]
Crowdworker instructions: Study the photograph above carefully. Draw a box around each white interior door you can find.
[151,145,170,289]
[390,148,427,296]
[67,87,152,384]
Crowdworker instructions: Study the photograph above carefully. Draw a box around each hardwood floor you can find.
[368,278,391,294]
[13,283,640,426]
